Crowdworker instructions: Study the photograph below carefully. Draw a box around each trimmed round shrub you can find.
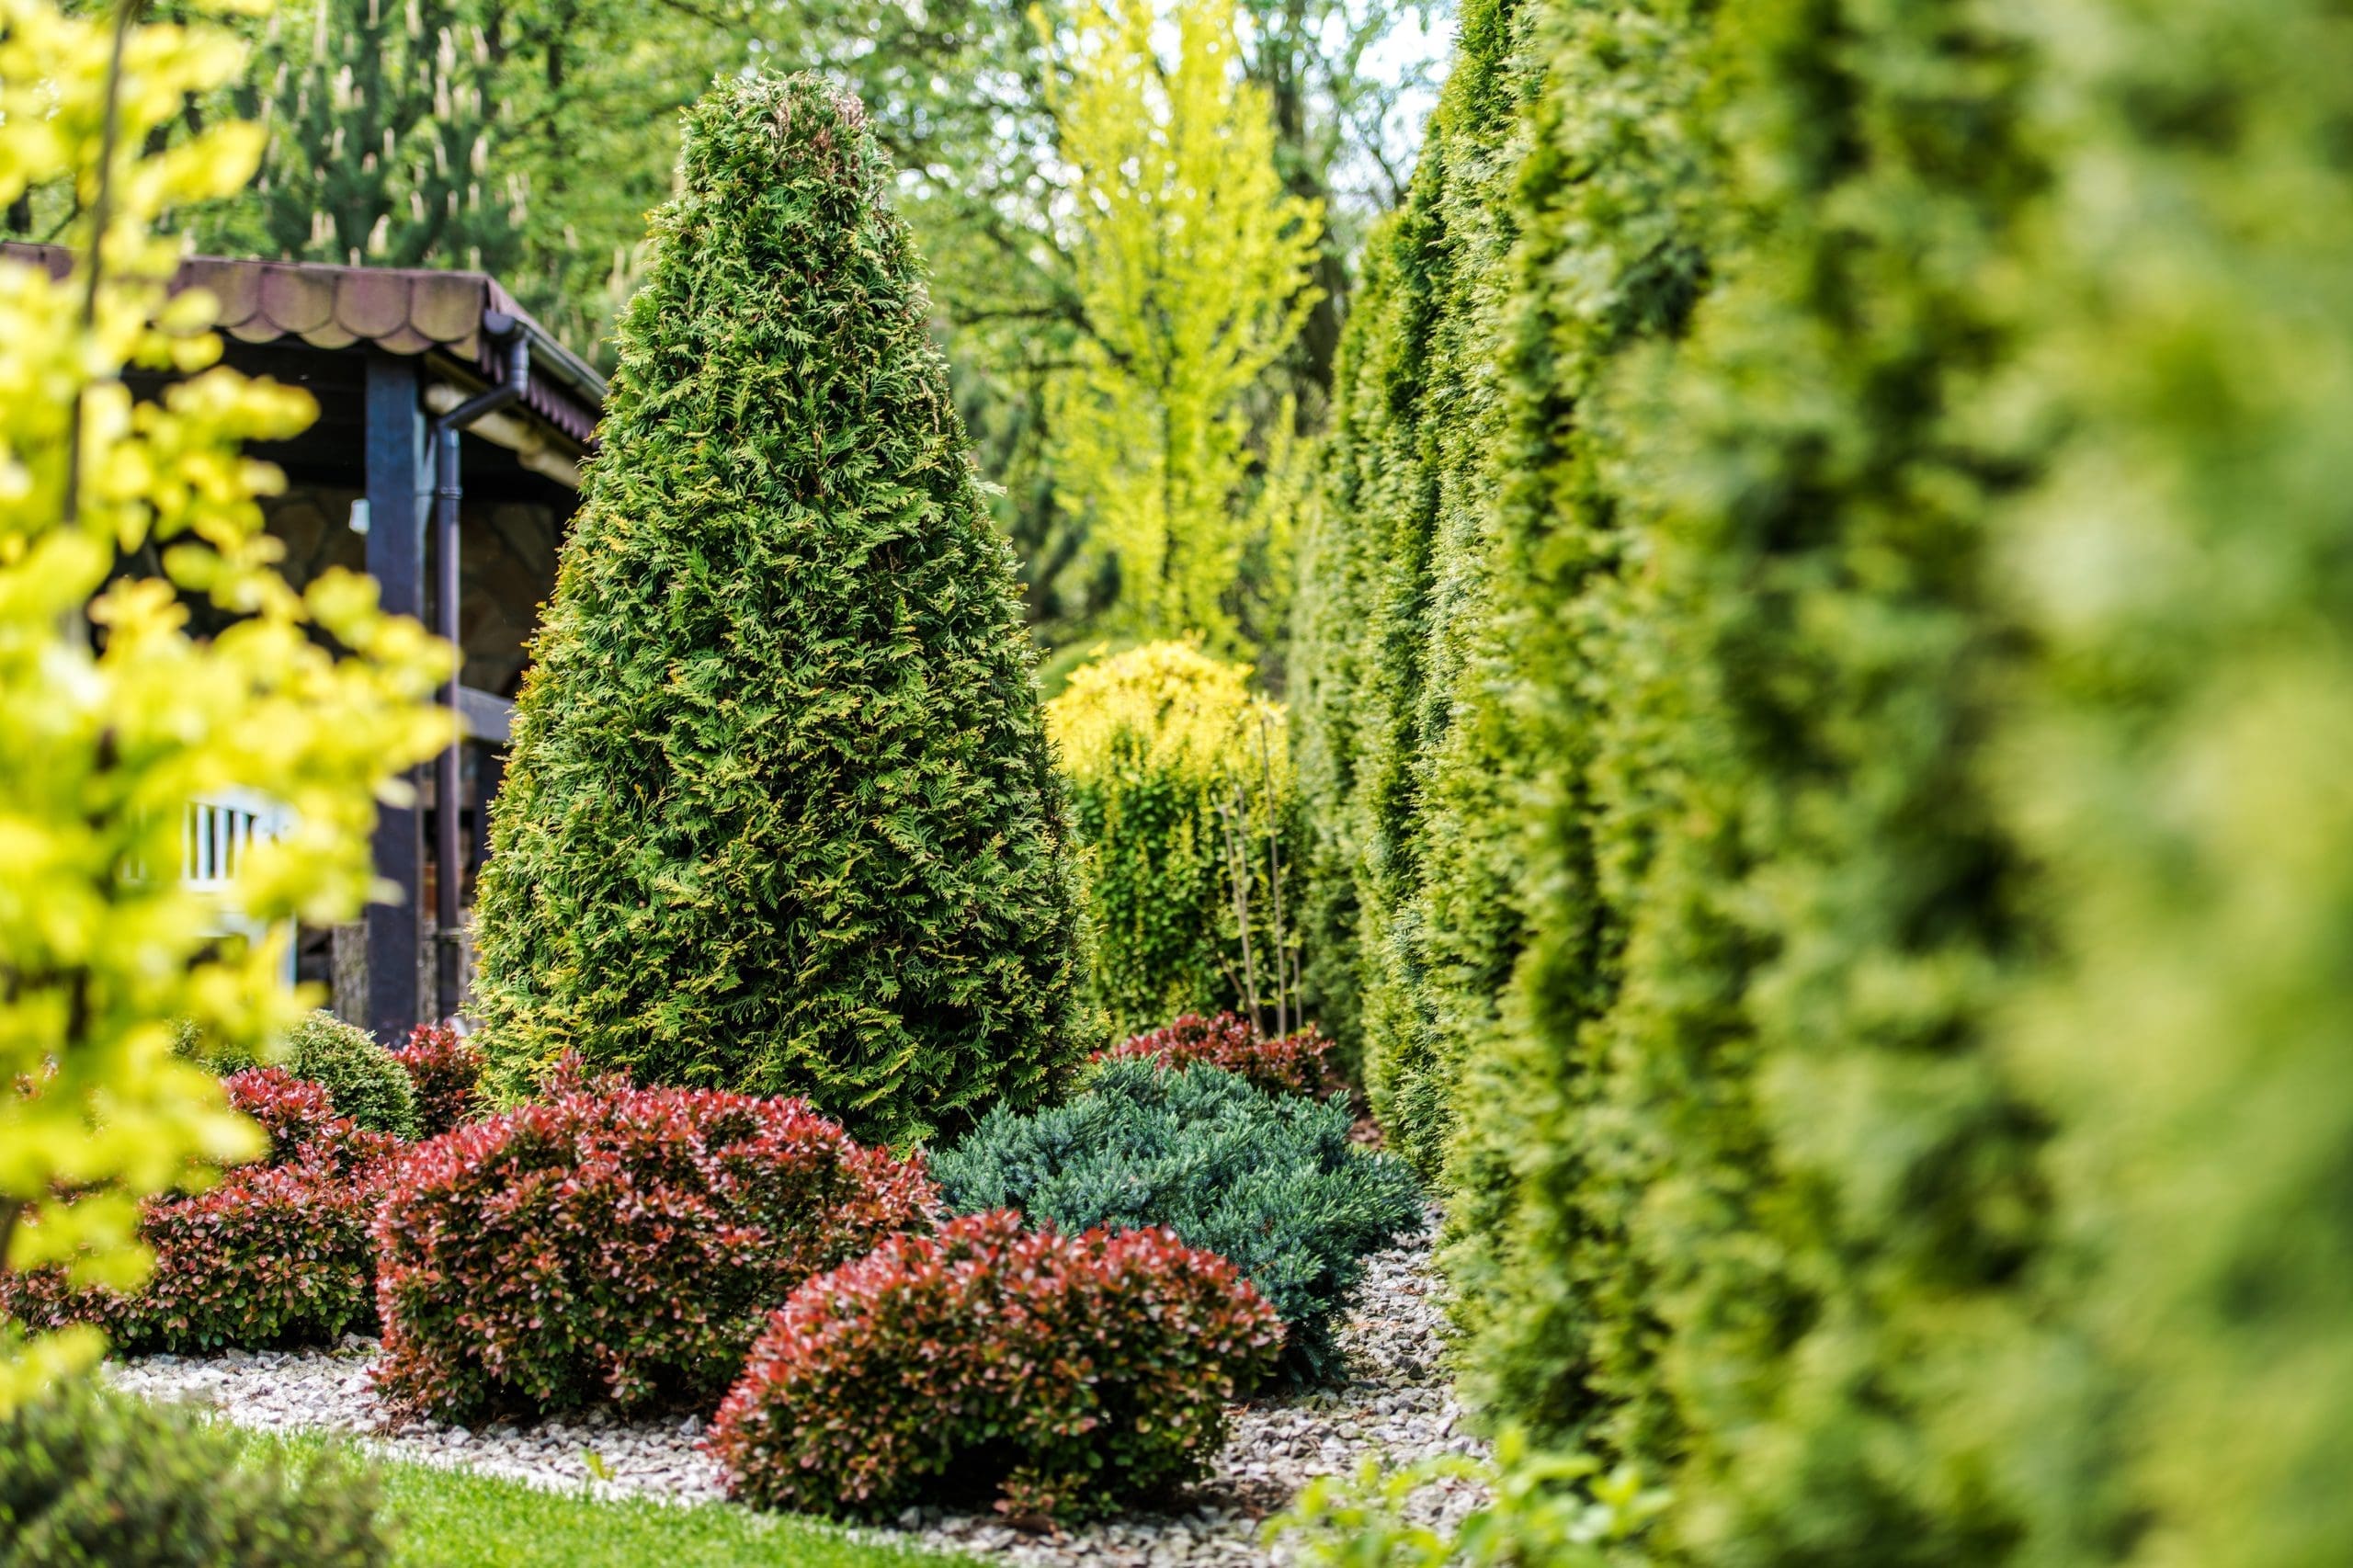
[0,1379,387,1566]
[371,1083,939,1420]
[391,1022,487,1136]
[0,1069,396,1352]
[221,1066,401,1176]
[469,72,1089,1145]
[709,1210,1281,1519]
[1097,1011,1334,1097]
[931,1059,1420,1383]
[278,1011,419,1142]
[176,1010,420,1141]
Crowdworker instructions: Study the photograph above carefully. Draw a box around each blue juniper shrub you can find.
[931,1059,1422,1385]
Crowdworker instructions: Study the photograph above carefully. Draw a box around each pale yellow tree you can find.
[0,0,450,1409]
[1047,0,1322,655]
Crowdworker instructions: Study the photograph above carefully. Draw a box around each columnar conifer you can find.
[472,74,1089,1144]
[1296,0,2353,1560]
[1285,0,1538,1175]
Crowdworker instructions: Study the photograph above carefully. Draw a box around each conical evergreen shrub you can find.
[472,73,1090,1144]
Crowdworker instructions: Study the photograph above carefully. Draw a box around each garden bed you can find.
[104,1214,1483,1566]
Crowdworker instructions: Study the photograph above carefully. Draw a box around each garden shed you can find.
[2,243,607,1042]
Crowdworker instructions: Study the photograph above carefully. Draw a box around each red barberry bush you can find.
[371,1085,938,1421]
[391,1023,486,1136]
[1096,1012,1334,1097]
[708,1210,1284,1519]
[0,1069,396,1351]
[223,1067,400,1176]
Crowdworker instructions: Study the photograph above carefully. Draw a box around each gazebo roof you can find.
[0,243,606,447]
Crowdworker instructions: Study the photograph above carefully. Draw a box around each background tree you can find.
[192,0,521,273]
[6,0,1448,662]
[958,0,1443,654]
[472,73,1090,1146]
[1045,0,1322,662]
[0,0,449,1411]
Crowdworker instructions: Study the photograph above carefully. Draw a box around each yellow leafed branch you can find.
[0,0,452,1412]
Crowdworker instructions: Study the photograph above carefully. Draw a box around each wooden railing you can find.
[183,788,292,891]
[183,789,298,982]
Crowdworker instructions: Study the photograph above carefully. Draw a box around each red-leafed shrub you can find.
[531,1051,631,1101]
[391,1022,486,1136]
[0,1075,395,1352]
[222,1066,400,1176]
[708,1210,1284,1519]
[1096,1012,1335,1097]
[371,1085,938,1421]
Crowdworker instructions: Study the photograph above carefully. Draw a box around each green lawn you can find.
[252,1433,966,1568]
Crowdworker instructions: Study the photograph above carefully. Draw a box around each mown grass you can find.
[248,1431,965,1568]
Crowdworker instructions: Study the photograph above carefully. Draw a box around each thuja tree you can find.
[1311,0,2052,1548]
[1302,0,2353,1562]
[472,74,1090,1144]
[1981,0,2353,1559]
[1444,0,2055,1553]
[1432,0,1719,1455]
[1284,0,1540,1175]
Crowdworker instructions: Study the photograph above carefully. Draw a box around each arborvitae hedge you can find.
[1980,2,2353,1558]
[472,74,1089,1145]
[1296,0,2353,1560]
[1436,0,1720,1457]
[1540,0,2049,1554]
[1285,0,1538,1171]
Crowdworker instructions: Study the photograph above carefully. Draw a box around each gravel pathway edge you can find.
[105,1214,1488,1565]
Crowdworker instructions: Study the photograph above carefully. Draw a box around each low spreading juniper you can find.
[932,1059,1421,1383]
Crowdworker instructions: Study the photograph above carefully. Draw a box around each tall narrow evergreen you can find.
[1285,0,1540,1171]
[472,74,1090,1144]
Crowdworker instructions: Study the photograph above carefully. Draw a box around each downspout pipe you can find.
[429,325,529,1014]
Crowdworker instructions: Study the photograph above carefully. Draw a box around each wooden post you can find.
[363,349,425,1040]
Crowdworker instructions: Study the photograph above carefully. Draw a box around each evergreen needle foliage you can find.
[0,1381,387,1566]
[183,1012,420,1141]
[1299,0,2353,1562]
[932,1059,1421,1385]
[1286,0,1540,1172]
[472,73,1090,1145]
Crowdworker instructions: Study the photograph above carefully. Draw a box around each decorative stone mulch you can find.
[105,1212,1487,1565]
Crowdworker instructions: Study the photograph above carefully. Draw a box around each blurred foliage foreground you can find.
[0,0,449,1412]
[1283,0,2353,1562]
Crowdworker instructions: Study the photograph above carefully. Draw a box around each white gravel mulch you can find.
[105,1214,1488,1566]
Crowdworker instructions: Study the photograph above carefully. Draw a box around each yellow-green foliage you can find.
[1981,1,2353,1556]
[1284,0,1538,1170]
[1047,642,1295,1040]
[1433,0,1717,1454]
[0,0,449,1413]
[1299,0,2353,1561]
[1047,0,1322,657]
